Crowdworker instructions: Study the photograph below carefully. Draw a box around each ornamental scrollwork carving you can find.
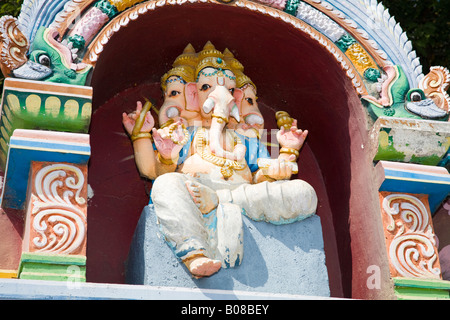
[30,163,87,255]
[419,66,450,114]
[0,15,29,77]
[381,193,441,279]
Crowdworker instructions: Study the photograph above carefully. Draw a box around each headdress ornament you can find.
[197,41,224,61]
[172,43,199,69]
[235,71,257,91]
[161,65,195,91]
[223,48,244,73]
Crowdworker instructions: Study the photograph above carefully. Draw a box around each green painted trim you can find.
[394,277,450,290]
[20,252,86,266]
[18,253,86,282]
[393,277,450,300]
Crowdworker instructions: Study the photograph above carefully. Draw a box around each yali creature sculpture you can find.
[362,65,448,120]
[122,42,318,278]
[0,15,91,85]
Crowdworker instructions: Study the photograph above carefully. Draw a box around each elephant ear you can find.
[185,82,200,112]
[233,88,244,113]
[0,16,29,77]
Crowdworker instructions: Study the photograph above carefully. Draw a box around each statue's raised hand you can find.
[152,121,187,161]
[122,101,155,136]
[276,119,308,150]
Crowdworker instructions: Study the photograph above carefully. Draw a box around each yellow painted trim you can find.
[0,269,18,278]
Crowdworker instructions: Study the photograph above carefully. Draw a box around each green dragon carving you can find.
[12,26,92,86]
[362,65,448,121]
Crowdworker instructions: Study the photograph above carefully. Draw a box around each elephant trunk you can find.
[203,85,245,162]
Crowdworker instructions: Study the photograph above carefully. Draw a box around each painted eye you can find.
[229,88,235,95]
[245,98,254,105]
[410,91,422,102]
[38,54,51,67]
[200,84,211,91]
[169,90,180,97]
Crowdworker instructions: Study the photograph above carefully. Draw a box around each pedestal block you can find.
[126,205,330,297]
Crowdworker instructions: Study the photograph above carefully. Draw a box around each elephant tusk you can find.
[166,106,180,118]
[203,97,215,114]
[230,104,240,123]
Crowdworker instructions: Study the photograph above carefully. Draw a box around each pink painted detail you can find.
[253,0,287,11]
[46,29,74,67]
[444,199,450,216]
[362,65,397,107]
[69,7,110,45]
[45,29,90,72]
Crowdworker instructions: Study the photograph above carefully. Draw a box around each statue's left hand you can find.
[276,119,308,150]
[152,121,186,161]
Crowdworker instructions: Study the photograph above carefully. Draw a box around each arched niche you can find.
[86,2,389,299]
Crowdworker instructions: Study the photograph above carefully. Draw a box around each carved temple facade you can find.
[0,0,449,300]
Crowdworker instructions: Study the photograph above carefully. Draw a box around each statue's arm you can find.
[123,101,179,180]
[131,138,179,180]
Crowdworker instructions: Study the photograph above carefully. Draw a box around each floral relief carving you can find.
[380,192,441,279]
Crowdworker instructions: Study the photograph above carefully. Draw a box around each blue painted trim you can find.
[379,168,450,213]
[383,168,450,185]
[1,134,90,210]
[10,138,91,156]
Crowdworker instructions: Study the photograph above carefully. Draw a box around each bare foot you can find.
[185,181,218,214]
[185,256,222,278]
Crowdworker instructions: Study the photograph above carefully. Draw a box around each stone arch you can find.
[82,1,390,298]
[79,0,382,98]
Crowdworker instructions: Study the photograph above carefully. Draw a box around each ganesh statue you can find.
[122,42,318,278]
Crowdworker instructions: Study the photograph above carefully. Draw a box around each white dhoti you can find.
[150,172,318,267]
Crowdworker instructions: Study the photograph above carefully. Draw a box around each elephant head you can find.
[159,74,201,128]
[238,82,264,132]
[185,61,245,161]
[158,44,202,127]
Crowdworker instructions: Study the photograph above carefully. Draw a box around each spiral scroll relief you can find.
[27,162,88,256]
[380,192,442,279]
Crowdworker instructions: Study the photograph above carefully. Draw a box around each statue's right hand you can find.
[122,101,155,136]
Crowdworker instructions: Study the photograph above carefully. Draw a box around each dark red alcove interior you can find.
[87,3,379,298]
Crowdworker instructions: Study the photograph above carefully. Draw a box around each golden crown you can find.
[223,48,244,73]
[161,65,195,91]
[172,43,199,69]
[161,42,251,89]
[197,41,224,61]
[235,71,256,91]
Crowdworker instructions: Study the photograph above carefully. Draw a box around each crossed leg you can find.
[185,180,219,215]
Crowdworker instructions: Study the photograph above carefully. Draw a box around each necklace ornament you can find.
[195,128,246,179]
[168,122,189,145]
